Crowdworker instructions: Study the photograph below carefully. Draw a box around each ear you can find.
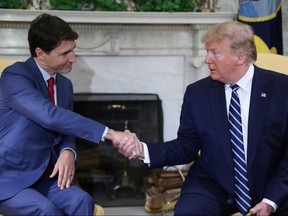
[236,52,247,65]
[35,47,46,60]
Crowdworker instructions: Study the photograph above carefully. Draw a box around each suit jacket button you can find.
[227,198,233,204]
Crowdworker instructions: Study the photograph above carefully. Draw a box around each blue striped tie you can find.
[229,84,252,214]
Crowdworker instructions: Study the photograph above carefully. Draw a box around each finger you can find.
[50,165,59,178]
[118,148,131,158]
[249,209,256,215]
[58,170,65,189]
[66,172,73,188]
[128,140,142,158]
[57,165,68,189]
[118,140,133,153]
[68,171,74,178]
[115,136,129,149]
[249,205,260,216]
[134,140,142,156]
[125,146,136,158]
[121,138,135,152]
[128,154,136,160]
[60,170,73,190]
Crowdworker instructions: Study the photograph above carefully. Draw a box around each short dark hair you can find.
[28,13,79,57]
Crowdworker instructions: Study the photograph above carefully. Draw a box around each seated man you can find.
[0,13,139,215]
[117,21,288,216]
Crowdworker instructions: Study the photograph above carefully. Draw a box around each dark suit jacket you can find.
[147,66,288,208]
[0,57,106,200]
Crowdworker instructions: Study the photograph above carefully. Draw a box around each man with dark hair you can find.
[0,13,140,215]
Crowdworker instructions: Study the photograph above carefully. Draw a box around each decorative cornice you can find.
[0,9,237,67]
[0,9,236,25]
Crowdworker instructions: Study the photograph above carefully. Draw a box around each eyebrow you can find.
[61,44,76,55]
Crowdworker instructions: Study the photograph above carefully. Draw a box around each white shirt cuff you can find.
[101,127,108,142]
[262,198,277,212]
[140,142,151,164]
[62,148,77,160]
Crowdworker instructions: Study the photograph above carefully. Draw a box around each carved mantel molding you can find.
[0,9,236,68]
[0,9,235,25]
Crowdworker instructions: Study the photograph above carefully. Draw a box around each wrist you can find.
[138,142,145,159]
[104,128,115,141]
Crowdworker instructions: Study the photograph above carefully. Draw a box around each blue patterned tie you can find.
[229,84,252,214]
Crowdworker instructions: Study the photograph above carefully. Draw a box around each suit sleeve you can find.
[0,71,106,144]
[147,85,201,168]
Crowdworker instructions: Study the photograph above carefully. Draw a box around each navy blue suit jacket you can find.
[0,57,106,200]
[147,66,288,208]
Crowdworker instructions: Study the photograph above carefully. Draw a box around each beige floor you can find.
[104,206,173,216]
[103,206,245,216]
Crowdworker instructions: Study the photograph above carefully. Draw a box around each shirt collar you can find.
[225,64,254,92]
[35,61,56,83]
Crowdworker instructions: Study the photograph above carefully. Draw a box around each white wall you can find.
[282,0,288,55]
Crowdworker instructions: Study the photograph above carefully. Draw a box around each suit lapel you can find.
[247,67,270,171]
[26,57,51,99]
[26,58,71,109]
[55,75,64,108]
[208,80,234,168]
[55,75,72,109]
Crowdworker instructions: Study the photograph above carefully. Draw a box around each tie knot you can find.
[230,84,239,92]
[47,77,54,87]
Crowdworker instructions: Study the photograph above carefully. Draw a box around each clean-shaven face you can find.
[41,40,76,75]
[204,37,240,84]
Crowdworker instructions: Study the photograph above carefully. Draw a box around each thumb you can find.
[249,205,260,215]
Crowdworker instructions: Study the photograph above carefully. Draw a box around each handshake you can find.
[105,128,144,159]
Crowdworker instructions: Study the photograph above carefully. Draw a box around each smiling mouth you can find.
[64,64,73,69]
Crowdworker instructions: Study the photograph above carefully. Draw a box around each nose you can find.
[68,51,76,63]
[204,53,212,64]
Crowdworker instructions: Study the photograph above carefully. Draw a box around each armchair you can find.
[255,53,288,75]
[0,59,19,75]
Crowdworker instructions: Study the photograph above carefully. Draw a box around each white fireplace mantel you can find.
[0,9,235,24]
[0,10,236,68]
[0,9,236,141]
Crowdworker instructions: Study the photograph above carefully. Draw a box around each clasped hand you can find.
[110,129,143,159]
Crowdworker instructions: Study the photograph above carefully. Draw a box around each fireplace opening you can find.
[73,93,163,207]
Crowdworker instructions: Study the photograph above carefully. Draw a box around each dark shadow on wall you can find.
[65,56,94,93]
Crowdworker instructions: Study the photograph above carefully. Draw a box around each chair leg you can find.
[94,204,105,216]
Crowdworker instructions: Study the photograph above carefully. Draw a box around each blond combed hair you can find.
[202,21,257,64]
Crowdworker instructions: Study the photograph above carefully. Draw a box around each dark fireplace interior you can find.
[73,93,163,207]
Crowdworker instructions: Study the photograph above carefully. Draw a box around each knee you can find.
[35,202,62,215]
[84,191,94,204]
[67,190,94,215]
[174,201,192,216]
[73,190,94,210]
